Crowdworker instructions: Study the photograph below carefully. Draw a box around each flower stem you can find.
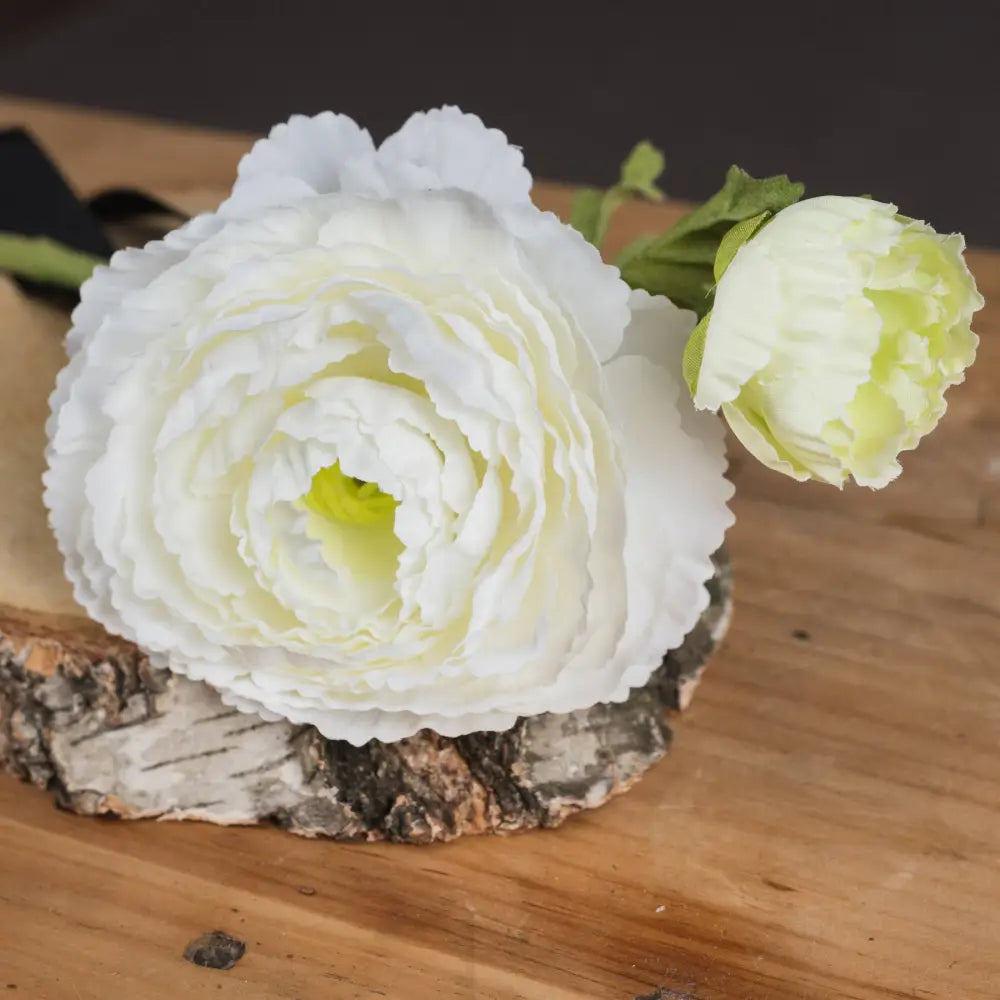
[0,232,104,290]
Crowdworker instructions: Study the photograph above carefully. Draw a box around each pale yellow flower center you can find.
[301,462,398,526]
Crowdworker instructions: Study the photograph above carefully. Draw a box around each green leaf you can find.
[621,258,716,316]
[569,187,605,245]
[651,165,803,247]
[0,232,103,290]
[570,141,666,250]
[620,141,666,201]
[616,165,804,315]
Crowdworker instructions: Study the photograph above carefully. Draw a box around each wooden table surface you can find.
[0,97,998,1000]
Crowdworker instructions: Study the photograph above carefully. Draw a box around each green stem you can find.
[0,232,104,290]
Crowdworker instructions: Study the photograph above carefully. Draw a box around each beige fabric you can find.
[0,279,80,616]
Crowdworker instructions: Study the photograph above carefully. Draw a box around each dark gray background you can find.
[2,1,997,244]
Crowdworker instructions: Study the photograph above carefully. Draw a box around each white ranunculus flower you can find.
[45,107,733,744]
[693,195,982,488]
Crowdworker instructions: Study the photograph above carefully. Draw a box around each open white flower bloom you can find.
[45,107,733,744]
[694,195,982,488]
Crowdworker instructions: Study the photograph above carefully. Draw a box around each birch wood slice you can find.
[0,280,733,844]
[0,554,730,843]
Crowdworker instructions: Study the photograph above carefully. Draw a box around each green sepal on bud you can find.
[682,209,775,395]
[713,210,771,282]
[682,312,710,396]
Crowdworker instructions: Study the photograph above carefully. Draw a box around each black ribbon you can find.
[86,187,187,227]
[0,128,189,307]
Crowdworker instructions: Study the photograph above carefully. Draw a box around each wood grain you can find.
[0,95,998,999]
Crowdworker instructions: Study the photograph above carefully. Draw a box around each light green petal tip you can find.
[721,399,821,484]
[302,462,398,526]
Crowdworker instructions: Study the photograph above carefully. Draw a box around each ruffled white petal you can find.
[606,292,734,687]
[340,106,533,211]
[65,211,224,357]
[504,204,632,363]
[45,109,733,745]
[222,112,375,218]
